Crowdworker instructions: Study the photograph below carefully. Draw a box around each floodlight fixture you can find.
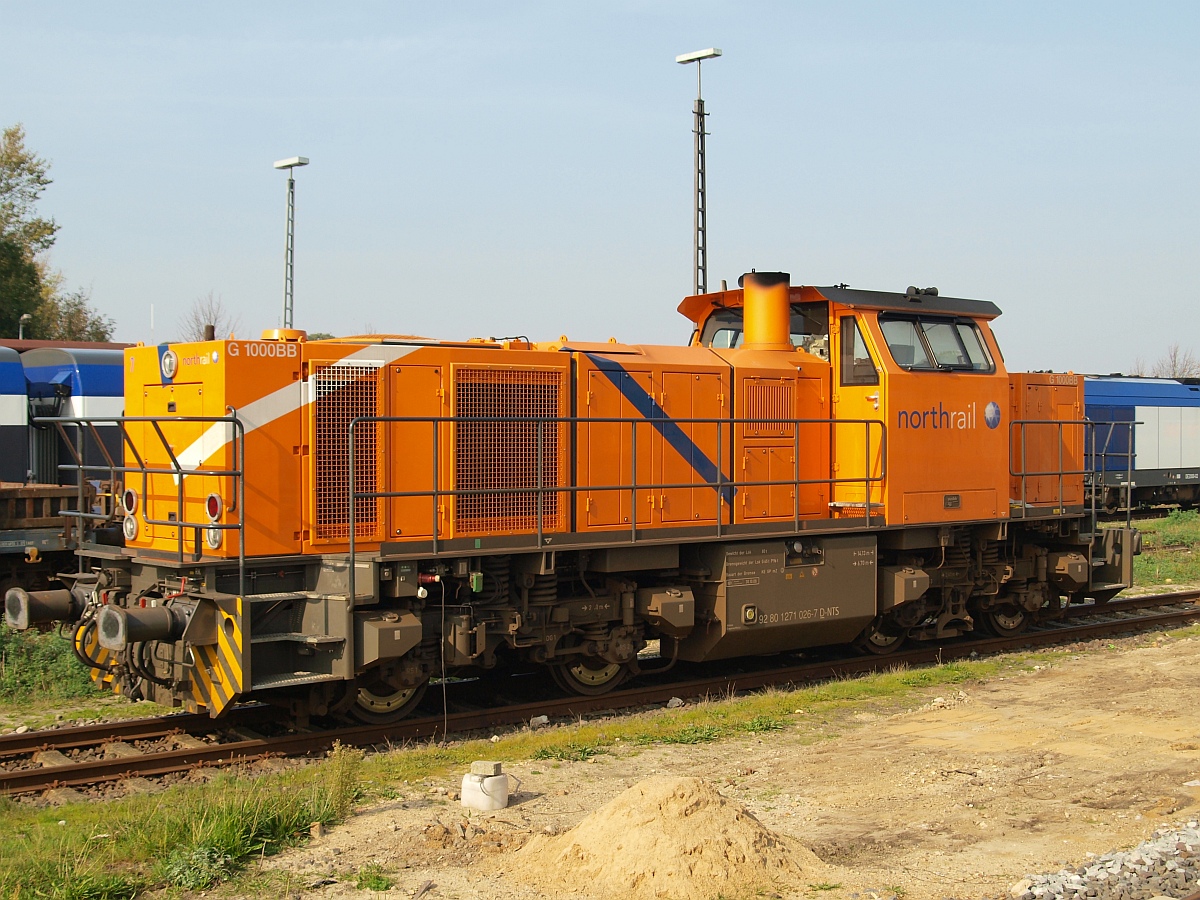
[675,48,722,64]
[274,156,310,170]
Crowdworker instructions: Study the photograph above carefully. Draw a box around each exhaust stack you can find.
[740,271,792,350]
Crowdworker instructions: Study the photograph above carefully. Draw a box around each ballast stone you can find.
[1003,821,1200,900]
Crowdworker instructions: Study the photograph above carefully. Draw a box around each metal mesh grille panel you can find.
[454,368,563,534]
[314,363,380,540]
[744,381,794,436]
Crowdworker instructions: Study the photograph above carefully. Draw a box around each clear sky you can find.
[3,2,1197,373]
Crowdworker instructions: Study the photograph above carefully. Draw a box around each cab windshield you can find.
[878,314,994,373]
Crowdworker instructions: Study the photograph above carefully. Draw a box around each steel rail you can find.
[0,704,278,759]
[3,597,1198,796]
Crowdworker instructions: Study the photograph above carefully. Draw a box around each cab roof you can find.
[677,284,1002,325]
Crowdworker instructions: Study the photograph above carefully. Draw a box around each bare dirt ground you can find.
[243,633,1200,900]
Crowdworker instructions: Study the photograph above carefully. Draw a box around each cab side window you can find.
[840,316,879,386]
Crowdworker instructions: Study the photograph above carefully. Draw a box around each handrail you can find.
[347,414,886,603]
[35,413,248,596]
[1009,418,1135,530]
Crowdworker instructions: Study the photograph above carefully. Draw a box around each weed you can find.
[809,883,843,891]
[887,884,907,898]
[656,724,722,745]
[323,741,364,821]
[532,741,605,761]
[162,845,235,889]
[355,863,394,891]
[736,714,786,734]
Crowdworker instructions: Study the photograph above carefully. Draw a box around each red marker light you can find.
[205,493,222,521]
[122,489,138,515]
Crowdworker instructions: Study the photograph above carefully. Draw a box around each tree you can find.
[0,123,115,340]
[31,288,115,341]
[1133,344,1200,379]
[177,292,240,341]
[0,237,40,336]
[0,124,57,255]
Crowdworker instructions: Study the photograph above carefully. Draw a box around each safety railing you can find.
[346,414,886,602]
[1009,418,1135,530]
[37,413,247,595]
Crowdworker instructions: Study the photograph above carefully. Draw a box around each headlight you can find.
[122,515,139,541]
[204,526,222,550]
[160,349,178,380]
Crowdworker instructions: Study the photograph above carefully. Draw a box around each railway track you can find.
[3,589,1198,799]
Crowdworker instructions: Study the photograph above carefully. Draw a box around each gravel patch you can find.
[1007,821,1200,900]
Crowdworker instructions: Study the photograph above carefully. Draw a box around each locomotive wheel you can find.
[852,617,905,655]
[983,605,1029,637]
[349,678,429,725]
[550,657,629,696]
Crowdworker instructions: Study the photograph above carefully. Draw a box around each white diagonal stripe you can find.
[174,344,420,475]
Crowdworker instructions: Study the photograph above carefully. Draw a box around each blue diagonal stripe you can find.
[583,353,735,504]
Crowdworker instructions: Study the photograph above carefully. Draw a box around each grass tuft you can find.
[355,862,394,891]
[532,740,606,761]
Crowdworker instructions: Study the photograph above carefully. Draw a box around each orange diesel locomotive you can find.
[5,272,1137,723]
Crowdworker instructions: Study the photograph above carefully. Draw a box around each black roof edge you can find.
[812,286,1002,318]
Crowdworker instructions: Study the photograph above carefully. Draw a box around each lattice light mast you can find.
[676,48,721,296]
[273,156,309,330]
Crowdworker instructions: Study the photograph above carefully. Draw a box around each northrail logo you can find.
[897,401,1002,430]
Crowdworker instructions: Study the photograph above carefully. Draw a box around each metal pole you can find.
[693,62,708,296]
[283,173,296,330]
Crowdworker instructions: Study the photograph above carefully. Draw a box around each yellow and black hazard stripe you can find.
[77,620,117,690]
[186,597,245,716]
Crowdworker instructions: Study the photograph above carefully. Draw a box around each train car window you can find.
[878,313,995,374]
[699,303,829,357]
[840,316,879,386]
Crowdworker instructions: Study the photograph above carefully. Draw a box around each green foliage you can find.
[0,236,41,336]
[323,742,364,821]
[162,845,234,889]
[736,714,786,734]
[0,745,364,896]
[0,123,115,340]
[652,723,723,745]
[531,740,607,761]
[32,288,115,342]
[0,124,58,255]
[355,862,394,891]
[308,331,335,340]
[0,625,96,701]
[1132,509,1200,585]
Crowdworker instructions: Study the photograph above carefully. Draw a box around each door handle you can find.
[865,393,880,410]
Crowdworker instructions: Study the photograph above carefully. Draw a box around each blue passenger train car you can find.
[1085,375,1200,511]
[0,347,29,484]
[20,347,125,485]
[0,343,126,590]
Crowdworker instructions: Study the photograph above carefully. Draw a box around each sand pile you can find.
[511,776,830,900]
